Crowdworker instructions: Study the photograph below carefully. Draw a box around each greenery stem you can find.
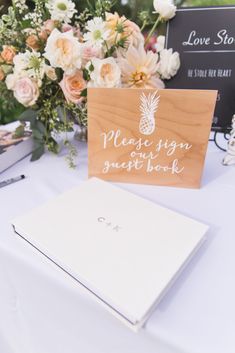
[104,40,110,56]
[145,16,161,46]
[63,105,68,140]
[140,21,147,32]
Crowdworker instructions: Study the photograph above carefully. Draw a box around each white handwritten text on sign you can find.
[101,129,192,175]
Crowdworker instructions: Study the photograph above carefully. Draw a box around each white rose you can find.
[13,52,29,71]
[157,48,180,80]
[155,35,165,52]
[45,65,57,80]
[89,57,121,88]
[44,28,82,74]
[13,77,39,107]
[153,0,176,20]
[5,73,17,90]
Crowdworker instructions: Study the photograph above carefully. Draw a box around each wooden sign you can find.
[166,7,235,132]
[88,88,217,189]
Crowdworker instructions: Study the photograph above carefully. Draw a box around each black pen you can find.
[0,175,26,189]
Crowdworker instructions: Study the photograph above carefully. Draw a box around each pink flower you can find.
[62,24,81,38]
[145,36,157,53]
[13,77,39,107]
[61,23,81,38]
[62,24,74,33]
[81,44,101,64]
[74,27,81,38]
[59,70,86,104]
[43,19,57,34]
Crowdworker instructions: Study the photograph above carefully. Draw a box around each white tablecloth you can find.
[0,136,235,353]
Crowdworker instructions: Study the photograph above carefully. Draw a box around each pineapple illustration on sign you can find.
[139,90,160,135]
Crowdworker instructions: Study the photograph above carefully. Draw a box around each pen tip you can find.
[21,175,25,179]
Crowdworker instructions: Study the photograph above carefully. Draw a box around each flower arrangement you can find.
[0,0,180,164]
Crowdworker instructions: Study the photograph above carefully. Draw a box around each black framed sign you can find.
[165,6,235,132]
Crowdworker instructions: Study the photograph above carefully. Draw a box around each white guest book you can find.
[12,178,208,330]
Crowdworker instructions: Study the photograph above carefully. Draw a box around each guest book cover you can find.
[88,88,217,188]
[12,178,208,330]
[0,125,33,173]
[165,7,235,132]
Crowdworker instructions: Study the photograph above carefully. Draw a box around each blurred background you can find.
[1,0,235,124]
[1,0,235,21]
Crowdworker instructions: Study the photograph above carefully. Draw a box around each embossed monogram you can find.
[98,217,122,232]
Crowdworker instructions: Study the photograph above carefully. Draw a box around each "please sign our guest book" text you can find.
[88,88,217,189]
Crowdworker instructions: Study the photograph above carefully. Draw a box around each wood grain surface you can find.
[88,88,217,188]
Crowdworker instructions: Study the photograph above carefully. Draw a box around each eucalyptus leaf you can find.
[31,144,45,162]
[33,138,44,148]
[18,109,39,123]
[32,129,43,140]
[35,120,46,134]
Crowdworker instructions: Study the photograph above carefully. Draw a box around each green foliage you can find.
[185,0,235,4]
[86,0,117,18]
[0,81,25,124]
[1,0,235,155]
[64,140,78,168]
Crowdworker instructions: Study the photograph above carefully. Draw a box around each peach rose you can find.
[89,57,121,88]
[26,35,41,50]
[14,77,39,107]
[38,30,48,41]
[1,46,16,64]
[59,70,86,104]
[0,67,5,81]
